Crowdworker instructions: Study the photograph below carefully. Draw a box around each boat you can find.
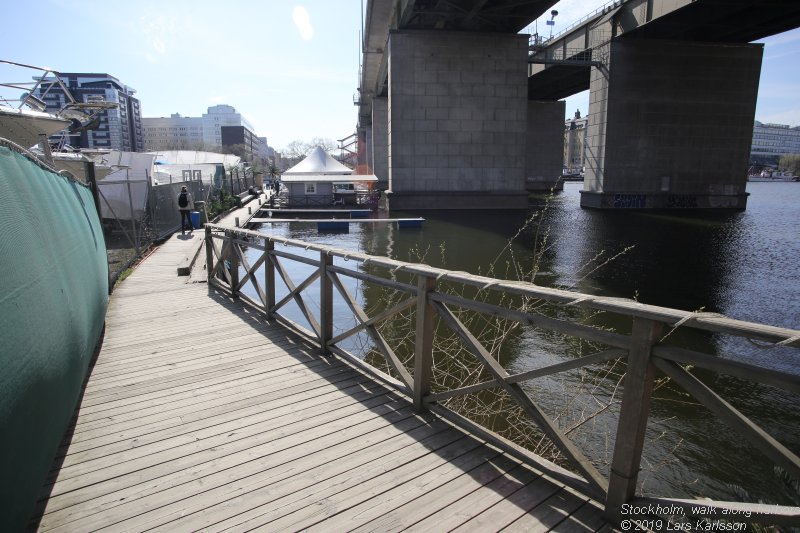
[0,72,109,531]
[748,169,799,182]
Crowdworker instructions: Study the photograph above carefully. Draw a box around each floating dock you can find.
[256,208,373,218]
[248,217,425,230]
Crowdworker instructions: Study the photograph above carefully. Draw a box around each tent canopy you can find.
[281,146,378,183]
[284,146,353,176]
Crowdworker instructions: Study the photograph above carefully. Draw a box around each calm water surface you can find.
[251,181,800,504]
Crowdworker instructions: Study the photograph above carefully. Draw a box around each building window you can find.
[305,183,316,194]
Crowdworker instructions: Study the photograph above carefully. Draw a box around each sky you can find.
[1,0,799,152]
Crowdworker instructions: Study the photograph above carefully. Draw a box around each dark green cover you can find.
[0,146,108,531]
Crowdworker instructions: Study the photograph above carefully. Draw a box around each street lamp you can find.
[547,9,558,39]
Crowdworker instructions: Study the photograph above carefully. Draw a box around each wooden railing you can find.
[204,223,800,526]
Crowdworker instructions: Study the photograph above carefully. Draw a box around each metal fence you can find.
[94,163,258,287]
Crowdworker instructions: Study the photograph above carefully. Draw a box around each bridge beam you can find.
[581,38,763,210]
[386,30,531,210]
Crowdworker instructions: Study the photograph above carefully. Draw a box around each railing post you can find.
[319,252,333,355]
[205,226,213,284]
[606,317,663,521]
[265,239,275,318]
[413,274,436,412]
[229,231,239,298]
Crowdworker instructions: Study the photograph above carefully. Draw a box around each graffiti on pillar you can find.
[613,194,646,208]
[708,195,740,208]
[666,194,698,208]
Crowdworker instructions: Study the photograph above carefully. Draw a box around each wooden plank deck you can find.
[29,213,609,532]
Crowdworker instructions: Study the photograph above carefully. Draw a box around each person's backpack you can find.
[178,192,188,208]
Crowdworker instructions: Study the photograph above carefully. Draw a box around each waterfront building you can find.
[220,125,260,163]
[143,105,264,162]
[561,114,800,172]
[256,137,269,166]
[750,121,800,166]
[142,113,203,151]
[564,109,588,172]
[33,72,143,152]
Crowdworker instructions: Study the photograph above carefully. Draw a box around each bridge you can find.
[356,0,800,210]
[27,198,800,530]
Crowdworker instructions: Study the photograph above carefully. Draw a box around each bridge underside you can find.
[528,64,590,101]
[362,0,800,211]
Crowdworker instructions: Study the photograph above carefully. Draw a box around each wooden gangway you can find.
[29,200,800,531]
[29,227,608,530]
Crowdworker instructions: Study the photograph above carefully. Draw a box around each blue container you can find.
[317,221,349,232]
[190,211,201,228]
[397,218,424,228]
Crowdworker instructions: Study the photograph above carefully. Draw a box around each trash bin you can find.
[190,211,200,229]
[194,201,206,225]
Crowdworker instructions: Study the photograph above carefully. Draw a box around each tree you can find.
[778,154,800,175]
[222,143,248,161]
[281,137,337,159]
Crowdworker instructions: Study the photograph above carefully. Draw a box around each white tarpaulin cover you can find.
[146,150,241,168]
[93,151,157,220]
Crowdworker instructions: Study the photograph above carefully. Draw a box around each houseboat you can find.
[278,146,378,209]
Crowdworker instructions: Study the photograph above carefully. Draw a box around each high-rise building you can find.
[202,105,255,147]
[220,125,260,162]
[33,73,143,152]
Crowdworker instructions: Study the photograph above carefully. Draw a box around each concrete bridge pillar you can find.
[387,30,530,210]
[526,100,566,192]
[581,38,763,209]
[371,96,389,191]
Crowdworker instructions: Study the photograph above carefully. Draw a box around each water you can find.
[249,181,800,505]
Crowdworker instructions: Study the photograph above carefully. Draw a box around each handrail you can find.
[204,223,800,527]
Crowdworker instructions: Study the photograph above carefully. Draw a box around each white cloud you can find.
[139,14,172,62]
[293,6,314,41]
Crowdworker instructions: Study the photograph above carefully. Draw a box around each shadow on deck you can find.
[30,270,608,532]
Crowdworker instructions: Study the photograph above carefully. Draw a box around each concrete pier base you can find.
[582,38,763,210]
[580,190,749,210]
[387,190,529,210]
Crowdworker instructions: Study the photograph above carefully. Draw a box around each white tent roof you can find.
[284,146,352,175]
[281,145,378,183]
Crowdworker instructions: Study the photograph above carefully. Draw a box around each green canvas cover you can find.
[0,145,108,531]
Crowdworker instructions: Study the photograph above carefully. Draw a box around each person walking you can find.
[178,185,194,235]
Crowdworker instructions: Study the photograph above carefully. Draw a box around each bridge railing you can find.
[529,47,600,65]
[204,223,800,527]
[521,0,622,45]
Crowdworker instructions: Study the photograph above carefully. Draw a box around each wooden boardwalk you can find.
[29,218,609,531]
